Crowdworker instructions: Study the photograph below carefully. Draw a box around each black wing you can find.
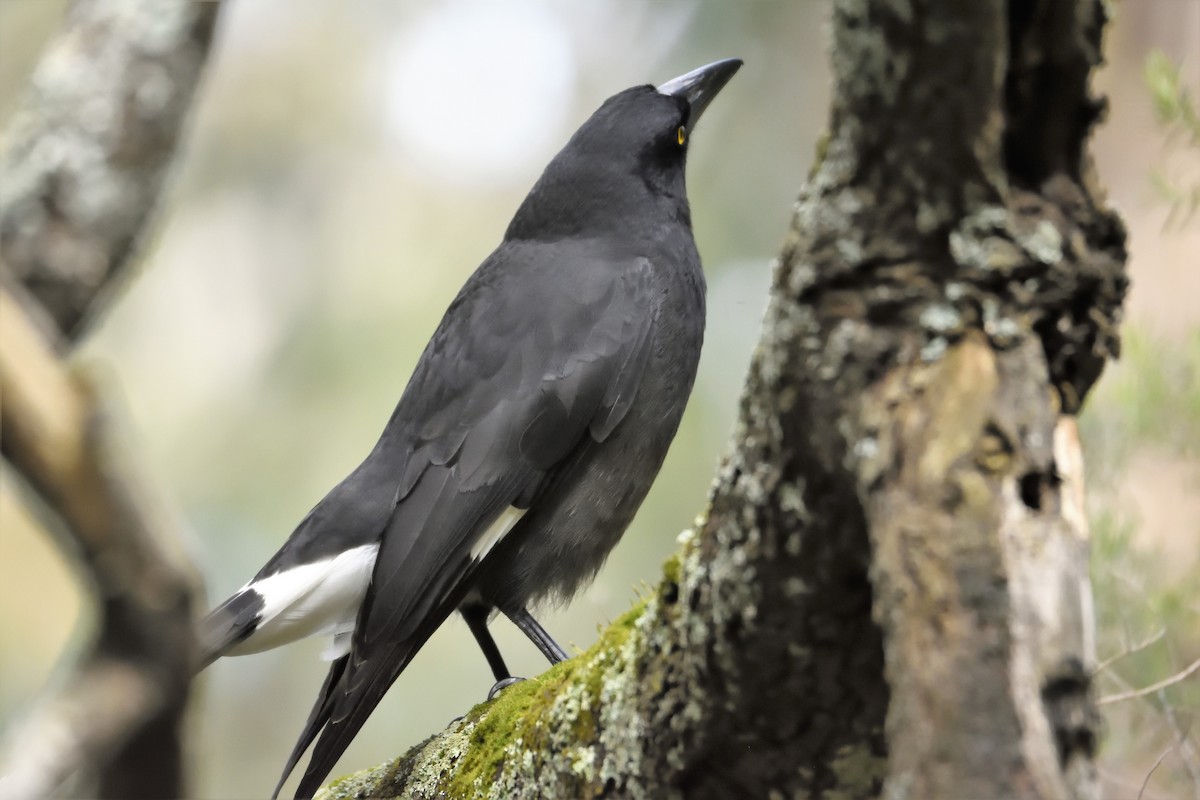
[286,243,657,798]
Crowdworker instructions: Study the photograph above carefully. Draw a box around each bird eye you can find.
[676,126,686,146]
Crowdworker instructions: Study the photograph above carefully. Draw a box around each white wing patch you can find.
[470,506,526,561]
[224,543,379,658]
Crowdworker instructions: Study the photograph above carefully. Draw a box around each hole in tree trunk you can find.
[1018,471,1043,511]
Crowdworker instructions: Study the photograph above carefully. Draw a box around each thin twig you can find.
[1100,765,1174,800]
[1139,746,1177,800]
[1095,628,1167,675]
[1158,687,1200,799]
[1100,656,1200,706]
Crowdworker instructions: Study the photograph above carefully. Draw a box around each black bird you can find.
[199,57,741,799]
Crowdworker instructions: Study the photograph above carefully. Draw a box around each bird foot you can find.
[487,676,526,701]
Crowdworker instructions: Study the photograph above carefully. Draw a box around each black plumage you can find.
[198,58,741,798]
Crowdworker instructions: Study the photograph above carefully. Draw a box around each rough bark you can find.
[320,1,1124,798]
[0,0,221,343]
[0,2,222,797]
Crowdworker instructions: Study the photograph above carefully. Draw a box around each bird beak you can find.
[657,58,742,134]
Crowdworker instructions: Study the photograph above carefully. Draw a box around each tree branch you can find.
[1094,628,1166,676]
[0,0,221,342]
[1098,657,1200,706]
[0,289,201,799]
[0,1,223,796]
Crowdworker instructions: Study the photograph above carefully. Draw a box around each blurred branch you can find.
[1139,746,1177,800]
[0,288,202,799]
[1099,656,1200,706]
[1100,663,1200,798]
[0,0,222,342]
[1158,688,1200,798]
[1094,628,1167,675]
[0,1,224,797]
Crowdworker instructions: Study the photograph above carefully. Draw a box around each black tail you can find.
[197,590,264,671]
[290,596,464,799]
[271,655,349,800]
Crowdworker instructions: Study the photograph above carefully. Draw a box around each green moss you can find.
[661,552,681,587]
[810,131,831,178]
[443,676,543,797]
[438,600,649,798]
[315,763,389,800]
[824,741,888,800]
[657,551,686,617]
[606,601,647,641]
[319,599,653,799]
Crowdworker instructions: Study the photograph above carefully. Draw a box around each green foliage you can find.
[1105,327,1200,455]
[1084,321,1200,796]
[1144,50,1200,225]
[1090,504,1200,797]
[1146,51,1200,142]
[1079,326,1200,497]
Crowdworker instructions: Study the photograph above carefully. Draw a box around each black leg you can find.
[504,606,569,665]
[462,604,511,681]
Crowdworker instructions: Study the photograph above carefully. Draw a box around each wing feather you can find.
[280,245,658,797]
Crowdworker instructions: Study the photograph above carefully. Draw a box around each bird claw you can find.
[487,676,526,701]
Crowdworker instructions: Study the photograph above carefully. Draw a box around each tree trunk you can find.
[0,2,222,798]
[0,0,220,344]
[319,1,1125,798]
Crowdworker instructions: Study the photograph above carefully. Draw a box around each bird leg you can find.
[503,607,570,665]
[461,604,511,681]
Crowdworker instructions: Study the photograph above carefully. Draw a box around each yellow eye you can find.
[676,126,686,146]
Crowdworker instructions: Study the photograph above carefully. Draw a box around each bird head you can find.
[505,58,742,242]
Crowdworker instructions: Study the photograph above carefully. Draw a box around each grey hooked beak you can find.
[657,58,742,134]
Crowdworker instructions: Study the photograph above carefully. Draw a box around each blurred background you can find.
[0,1,1195,797]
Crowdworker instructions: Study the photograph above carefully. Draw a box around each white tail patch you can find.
[224,543,379,657]
[322,631,353,661]
[470,507,526,561]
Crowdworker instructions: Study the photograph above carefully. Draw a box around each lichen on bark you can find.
[0,0,221,342]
